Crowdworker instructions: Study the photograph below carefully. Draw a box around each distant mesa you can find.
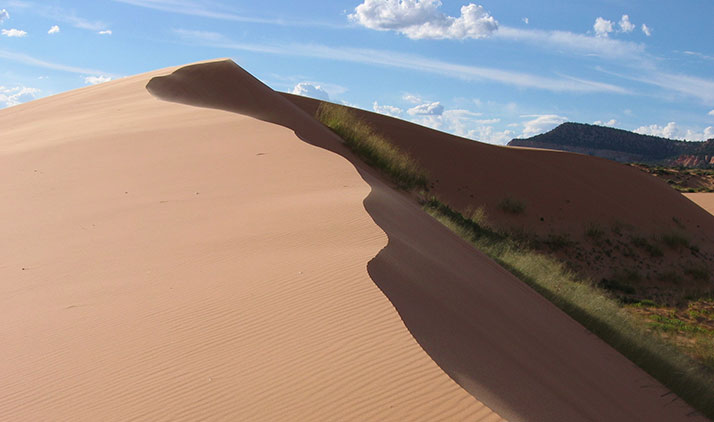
[508,122,714,167]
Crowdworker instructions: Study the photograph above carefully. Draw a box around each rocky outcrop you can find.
[508,122,714,167]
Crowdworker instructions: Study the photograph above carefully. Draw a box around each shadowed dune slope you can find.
[0,63,501,420]
[284,93,714,248]
[144,60,708,421]
[0,59,707,421]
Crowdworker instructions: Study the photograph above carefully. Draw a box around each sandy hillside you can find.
[285,93,714,247]
[0,59,707,421]
[0,63,499,421]
[686,193,714,216]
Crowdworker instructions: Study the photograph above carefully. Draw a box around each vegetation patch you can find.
[498,196,526,214]
[319,106,714,417]
[630,236,664,258]
[423,199,714,419]
[631,164,714,193]
[661,232,691,250]
[316,103,428,190]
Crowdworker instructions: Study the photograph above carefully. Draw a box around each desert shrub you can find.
[585,223,605,240]
[661,232,690,250]
[316,103,428,190]
[423,199,714,418]
[498,197,526,214]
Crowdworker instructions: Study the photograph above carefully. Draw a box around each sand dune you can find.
[0,59,707,421]
[686,193,714,216]
[1,63,499,421]
[286,93,714,249]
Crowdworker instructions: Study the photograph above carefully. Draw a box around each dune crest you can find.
[145,60,707,421]
[0,59,707,421]
[0,62,501,420]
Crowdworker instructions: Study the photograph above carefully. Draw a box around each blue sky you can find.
[1,0,713,144]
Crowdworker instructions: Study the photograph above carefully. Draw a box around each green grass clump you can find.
[631,236,664,258]
[316,103,428,190]
[585,223,605,240]
[423,198,714,418]
[661,232,690,250]
[498,197,526,214]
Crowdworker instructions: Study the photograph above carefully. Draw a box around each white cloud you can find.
[708,110,714,116]
[0,48,111,75]
[641,23,651,36]
[84,75,112,85]
[98,29,112,35]
[0,9,9,23]
[350,0,498,40]
[173,28,224,42]
[2,28,27,37]
[373,101,403,117]
[493,26,644,60]
[593,17,614,37]
[402,93,422,104]
[593,119,617,127]
[521,114,568,137]
[683,50,714,61]
[522,17,528,24]
[618,15,634,33]
[409,107,512,143]
[179,37,629,94]
[48,25,60,34]
[0,85,40,107]
[113,0,339,28]
[291,82,330,101]
[635,122,714,141]
[407,101,444,116]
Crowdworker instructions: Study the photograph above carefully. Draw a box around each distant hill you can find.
[508,122,714,167]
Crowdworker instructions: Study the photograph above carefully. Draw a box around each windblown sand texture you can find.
[0,59,707,421]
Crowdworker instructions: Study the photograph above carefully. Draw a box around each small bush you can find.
[464,206,490,228]
[585,223,605,240]
[661,232,690,250]
[316,103,428,190]
[498,197,526,214]
[631,236,664,258]
[685,266,711,282]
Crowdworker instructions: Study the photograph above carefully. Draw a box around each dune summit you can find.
[0,59,708,421]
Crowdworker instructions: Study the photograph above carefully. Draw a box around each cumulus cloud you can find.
[350,0,498,40]
[291,82,330,101]
[593,17,614,37]
[521,114,568,137]
[409,107,511,143]
[618,15,634,33]
[522,17,529,24]
[593,119,617,127]
[373,101,403,117]
[0,85,40,107]
[407,101,444,116]
[641,23,651,36]
[98,29,112,35]
[635,122,714,141]
[402,93,422,103]
[2,28,27,37]
[84,75,112,85]
[48,25,60,34]
[709,110,714,116]
[0,9,8,23]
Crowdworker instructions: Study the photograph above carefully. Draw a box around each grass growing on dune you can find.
[316,103,428,190]
[423,198,714,419]
[316,104,714,418]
